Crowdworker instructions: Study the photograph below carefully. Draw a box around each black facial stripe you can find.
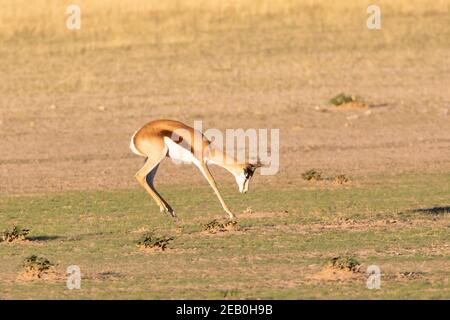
[244,166,255,179]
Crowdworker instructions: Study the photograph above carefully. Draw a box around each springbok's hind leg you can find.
[135,147,175,217]
[146,163,175,217]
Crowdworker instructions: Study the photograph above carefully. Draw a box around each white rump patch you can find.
[129,130,145,156]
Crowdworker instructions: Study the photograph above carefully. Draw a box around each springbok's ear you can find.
[250,158,264,169]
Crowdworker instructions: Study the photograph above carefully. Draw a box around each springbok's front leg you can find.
[197,162,236,220]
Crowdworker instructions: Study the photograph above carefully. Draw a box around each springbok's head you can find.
[234,161,262,194]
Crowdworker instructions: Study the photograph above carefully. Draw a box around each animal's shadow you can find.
[27,235,62,241]
[411,206,450,215]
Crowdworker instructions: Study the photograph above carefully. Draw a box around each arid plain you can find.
[0,0,449,299]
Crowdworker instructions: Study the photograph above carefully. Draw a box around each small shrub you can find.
[0,225,30,243]
[202,219,238,233]
[329,93,362,106]
[301,169,323,181]
[137,232,174,251]
[23,255,54,277]
[325,256,361,272]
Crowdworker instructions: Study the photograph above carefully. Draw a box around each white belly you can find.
[164,137,199,165]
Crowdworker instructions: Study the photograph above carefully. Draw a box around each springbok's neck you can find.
[206,149,246,176]
[217,161,246,177]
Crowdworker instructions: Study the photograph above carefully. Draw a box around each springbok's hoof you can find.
[160,206,176,218]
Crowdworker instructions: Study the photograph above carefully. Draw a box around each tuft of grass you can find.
[221,288,239,298]
[301,169,323,181]
[325,256,361,272]
[334,174,349,184]
[0,225,30,243]
[202,219,238,233]
[137,232,174,251]
[302,170,350,184]
[23,255,54,276]
[399,271,427,279]
[329,93,363,106]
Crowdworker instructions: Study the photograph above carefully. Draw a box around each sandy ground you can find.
[0,5,449,196]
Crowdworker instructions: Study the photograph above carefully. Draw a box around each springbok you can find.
[130,119,260,219]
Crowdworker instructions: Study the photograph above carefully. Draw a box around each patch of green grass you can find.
[0,171,449,299]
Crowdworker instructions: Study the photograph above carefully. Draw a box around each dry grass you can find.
[0,0,449,196]
[1,0,449,46]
